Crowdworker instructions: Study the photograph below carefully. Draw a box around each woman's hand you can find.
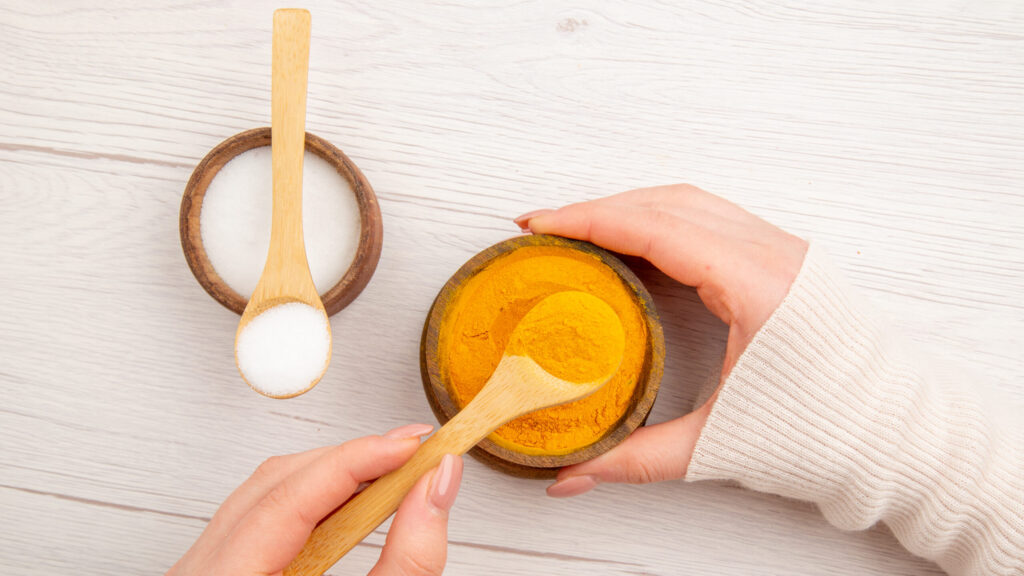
[514,184,807,497]
[166,424,463,576]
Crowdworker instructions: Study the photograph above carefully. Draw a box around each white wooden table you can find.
[3,2,1022,574]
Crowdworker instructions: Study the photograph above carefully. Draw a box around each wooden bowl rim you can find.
[179,127,383,316]
[420,234,665,477]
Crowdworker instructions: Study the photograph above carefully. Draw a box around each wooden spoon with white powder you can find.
[235,9,331,399]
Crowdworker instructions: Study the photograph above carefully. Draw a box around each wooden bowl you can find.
[180,127,382,316]
[420,234,665,478]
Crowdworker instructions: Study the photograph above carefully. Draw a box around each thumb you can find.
[369,454,463,576]
[547,407,710,498]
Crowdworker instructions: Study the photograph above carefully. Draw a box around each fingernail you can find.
[383,423,434,440]
[546,475,598,498]
[428,454,462,513]
[513,209,553,230]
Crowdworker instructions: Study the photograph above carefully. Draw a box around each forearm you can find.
[686,244,1024,575]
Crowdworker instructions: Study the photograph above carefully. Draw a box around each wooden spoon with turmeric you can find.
[284,291,626,576]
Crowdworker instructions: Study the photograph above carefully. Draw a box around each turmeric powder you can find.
[438,245,648,456]
[507,290,625,384]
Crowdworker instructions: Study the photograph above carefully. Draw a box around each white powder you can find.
[236,302,331,397]
[200,146,362,298]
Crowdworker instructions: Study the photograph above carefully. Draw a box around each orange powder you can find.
[437,245,648,456]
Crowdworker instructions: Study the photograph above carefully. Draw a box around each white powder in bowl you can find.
[236,302,331,397]
[200,146,361,298]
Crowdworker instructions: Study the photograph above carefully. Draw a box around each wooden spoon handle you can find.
[284,408,492,576]
[269,8,311,277]
[283,359,575,576]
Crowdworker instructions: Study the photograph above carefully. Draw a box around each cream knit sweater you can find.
[686,244,1024,575]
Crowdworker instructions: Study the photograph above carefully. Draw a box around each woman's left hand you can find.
[166,424,463,576]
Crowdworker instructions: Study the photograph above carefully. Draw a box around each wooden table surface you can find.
[3,1,1022,574]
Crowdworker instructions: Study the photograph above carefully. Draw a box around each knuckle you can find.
[259,482,316,528]
[642,206,680,228]
[662,183,700,199]
[260,482,294,512]
[394,550,445,576]
[626,455,662,484]
[638,208,678,254]
[327,443,363,487]
[253,455,286,480]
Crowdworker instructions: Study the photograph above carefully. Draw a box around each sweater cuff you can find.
[684,241,875,501]
[684,243,1024,575]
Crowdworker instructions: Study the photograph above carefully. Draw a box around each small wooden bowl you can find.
[420,235,665,478]
[180,128,382,316]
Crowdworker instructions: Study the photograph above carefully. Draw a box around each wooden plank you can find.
[1,0,1020,574]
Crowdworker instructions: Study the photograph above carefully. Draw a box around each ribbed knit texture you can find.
[686,244,1024,575]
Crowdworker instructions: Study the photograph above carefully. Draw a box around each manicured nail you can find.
[383,423,434,440]
[513,209,553,230]
[546,474,598,498]
[428,454,463,513]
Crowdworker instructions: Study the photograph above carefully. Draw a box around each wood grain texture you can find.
[1,0,1021,574]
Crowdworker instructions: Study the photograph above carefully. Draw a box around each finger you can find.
[524,202,732,288]
[546,409,710,497]
[204,446,333,538]
[515,186,756,233]
[204,424,432,545]
[181,443,337,565]
[587,194,758,243]
[222,429,432,572]
[598,185,761,225]
[369,454,464,576]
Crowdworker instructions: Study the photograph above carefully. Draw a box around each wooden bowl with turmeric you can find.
[420,234,665,478]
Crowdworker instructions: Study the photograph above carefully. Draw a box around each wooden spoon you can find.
[235,9,331,398]
[284,291,626,576]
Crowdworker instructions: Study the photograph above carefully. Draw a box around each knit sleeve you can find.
[684,243,1024,575]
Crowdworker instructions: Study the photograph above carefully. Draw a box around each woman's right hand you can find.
[513,184,808,497]
[166,425,462,576]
